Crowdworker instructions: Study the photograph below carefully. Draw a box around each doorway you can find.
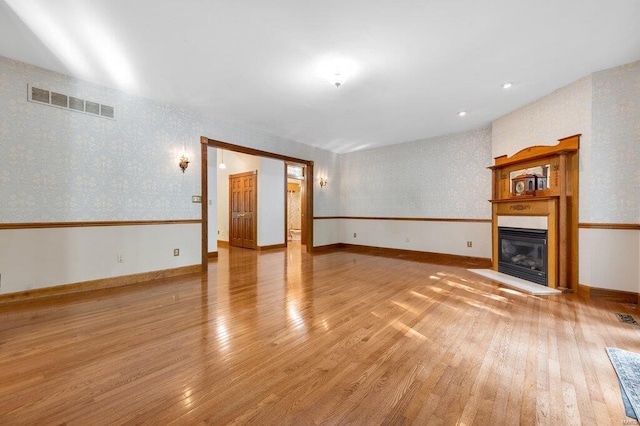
[229,171,257,249]
[200,137,314,270]
[286,163,306,246]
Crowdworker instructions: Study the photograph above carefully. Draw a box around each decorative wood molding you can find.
[0,264,202,305]
[579,223,640,230]
[0,219,201,230]
[489,134,580,291]
[203,137,314,166]
[201,138,209,272]
[257,243,286,251]
[318,243,492,268]
[577,284,638,304]
[313,216,491,223]
[490,134,580,169]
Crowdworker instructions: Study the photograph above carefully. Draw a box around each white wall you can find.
[340,219,491,258]
[257,158,285,247]
[314,219,340,247]
[579,229,639,293]
[0,224,200,294]
[207,146,218,253]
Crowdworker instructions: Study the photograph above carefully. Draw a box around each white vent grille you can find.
[28,85,115,120]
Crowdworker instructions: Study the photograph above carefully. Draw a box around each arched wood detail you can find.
[490,134,580,169]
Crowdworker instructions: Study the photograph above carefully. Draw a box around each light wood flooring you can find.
[1,243,639,425]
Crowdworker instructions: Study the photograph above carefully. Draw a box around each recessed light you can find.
[502,82,513,89]
[458,111,467,117]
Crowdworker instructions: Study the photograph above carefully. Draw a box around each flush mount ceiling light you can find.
[458,111,467,117]
[502,82,513,89]
[330,73,344,88]
[317,56,357,88]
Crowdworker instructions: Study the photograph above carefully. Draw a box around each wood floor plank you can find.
[0,244,638,424]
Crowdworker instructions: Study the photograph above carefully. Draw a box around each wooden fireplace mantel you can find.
[489,135,580,290]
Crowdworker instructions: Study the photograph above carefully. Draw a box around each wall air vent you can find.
[28,85,115,120]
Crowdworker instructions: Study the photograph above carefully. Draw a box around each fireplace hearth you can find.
[498,227,547,286]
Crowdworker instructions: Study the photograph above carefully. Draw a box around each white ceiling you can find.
[1,0,639,153]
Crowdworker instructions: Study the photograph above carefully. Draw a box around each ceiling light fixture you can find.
[330,73,344,88]
[502,82,513,89]
[219,150,227,169]
[458,111,467,117]
[317,57,357,88]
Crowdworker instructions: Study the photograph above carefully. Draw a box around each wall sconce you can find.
[319,177,327,188]
[179,153,189,173]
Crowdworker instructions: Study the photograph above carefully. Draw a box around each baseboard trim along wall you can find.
[258,243,286,251]
[208,252,218,259]
[217,240,230,248]
[0,264,201,305]
[312,243,344,253]
[313,243,492,268]
[577,283,639,304]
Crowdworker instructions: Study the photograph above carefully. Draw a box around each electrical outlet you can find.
[353,233,357,238]
[406,237,410,243]
[174,248,180,256]
[116,254,124,263]
[467,241,473,248]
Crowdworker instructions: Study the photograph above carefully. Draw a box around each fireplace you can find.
[498,227,548,286]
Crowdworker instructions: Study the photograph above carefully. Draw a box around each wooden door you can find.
[229,171,257,249]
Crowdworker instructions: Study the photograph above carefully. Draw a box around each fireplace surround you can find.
[488,135,580,290]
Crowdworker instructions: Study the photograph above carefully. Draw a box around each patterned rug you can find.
[607,347,640,419]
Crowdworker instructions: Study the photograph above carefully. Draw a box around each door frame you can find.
[200,137,314,271]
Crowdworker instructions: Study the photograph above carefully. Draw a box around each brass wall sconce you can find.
[179,154,189,173]
[319,177,327,188]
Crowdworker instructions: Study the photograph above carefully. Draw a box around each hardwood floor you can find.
[1,243,638,424]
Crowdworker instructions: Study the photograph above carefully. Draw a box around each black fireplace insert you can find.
[498,227,548,286]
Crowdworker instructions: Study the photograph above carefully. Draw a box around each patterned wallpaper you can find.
[491,76,592,159]
[590,61,640,224]
[0,56,341,222]
[492,61,640,224]
[339,127,492,219]
[287,184,302,230]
